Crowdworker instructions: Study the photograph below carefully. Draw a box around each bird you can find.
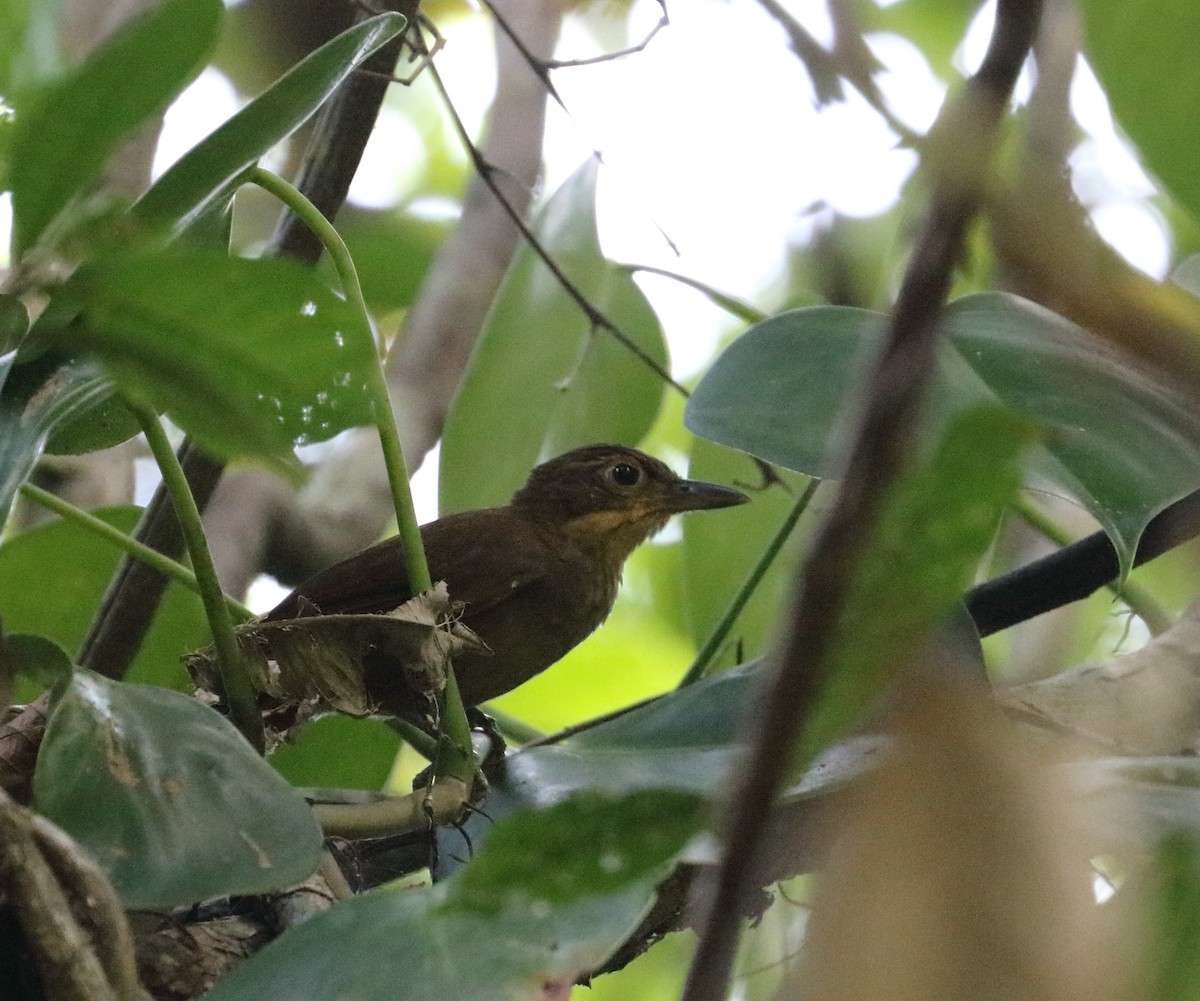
[264,444,748,717]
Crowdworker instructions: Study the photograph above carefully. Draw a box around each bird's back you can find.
[265,507,621,710]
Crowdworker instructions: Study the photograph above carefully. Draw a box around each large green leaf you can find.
[685,292,1200,574]
[69,248,375,458]
[9,0,221,254]
[204,791,701,1001]
[439,159,669,513]
[439,663,885,879]
[34,669,323,909]
[1079,0,1200,222]
[796,405,1030,767]
[0,506,206,693]
[0,351,132,525]
[132,12,406,237]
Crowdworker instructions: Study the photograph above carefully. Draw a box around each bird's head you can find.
[511,444,749,563]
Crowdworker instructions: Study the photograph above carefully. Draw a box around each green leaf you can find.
[9,0,221,254]
[0,506,205,693]
[0,0,65,99]
[0,294,28,352]
[205,791,701,1001]
[269,716,399,791]
[132,12,406,236]
[70,248,374,458]
[797,405,1032,766]
[439,159,669,513]
[1079,0,1200,221]
[33,669,323,909]
[2,632,72,689]
[685,292,1200,575]
[0,352,130,525]
[682,440,809,668]
[492,663,881,820]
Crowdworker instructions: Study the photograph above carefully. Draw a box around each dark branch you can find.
[414,39,691,398]
[680,3,1043,999]
[967,487,1200,636]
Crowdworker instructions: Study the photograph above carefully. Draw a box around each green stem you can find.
[678,478,820,687]
[1015,495,1173,636]
[18,483,253,622]
[247,167,475,781]
[129,402,264,752]
[479,704,546,745]
[618,264,768,325]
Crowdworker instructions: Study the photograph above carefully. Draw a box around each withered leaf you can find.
[187,583,488,748]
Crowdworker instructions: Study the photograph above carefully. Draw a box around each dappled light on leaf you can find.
[70,249,375,458]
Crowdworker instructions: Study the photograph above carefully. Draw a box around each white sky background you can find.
[144,0,1170,385]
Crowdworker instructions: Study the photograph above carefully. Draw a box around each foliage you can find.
[2,0,1200,1000]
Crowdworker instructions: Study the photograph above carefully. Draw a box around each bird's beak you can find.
[661,478,750,513]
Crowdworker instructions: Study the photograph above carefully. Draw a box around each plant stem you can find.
[18,483,253,622]
[1015,495,1173,635]
[129,402,264,752]
[247,166,475,782]
[679,478,820,687]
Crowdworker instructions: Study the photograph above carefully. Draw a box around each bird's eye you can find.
[609,462,641,487]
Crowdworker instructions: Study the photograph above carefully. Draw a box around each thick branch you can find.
[680,4,1043,999]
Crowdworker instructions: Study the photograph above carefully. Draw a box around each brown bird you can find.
[266,444,748,715]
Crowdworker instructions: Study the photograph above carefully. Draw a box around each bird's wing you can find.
[264,509,554,621]
[264,536,417,620]
[418,510,554,617]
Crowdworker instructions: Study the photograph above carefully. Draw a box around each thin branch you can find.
[679,478,819,687]
[417,42,691,398]
[680,3,1042,999]
[527,0,667,70]
[18,482,253,621]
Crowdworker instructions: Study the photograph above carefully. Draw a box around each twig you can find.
[679,478,819,687]
[313,778,471,838]
[968,487,1200,636]
[496,0,668,71]
[679,3,1042,999]
[416,43,691,398]
[18,482,253,621]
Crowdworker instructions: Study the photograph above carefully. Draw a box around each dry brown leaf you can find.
[187,583,488,748]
